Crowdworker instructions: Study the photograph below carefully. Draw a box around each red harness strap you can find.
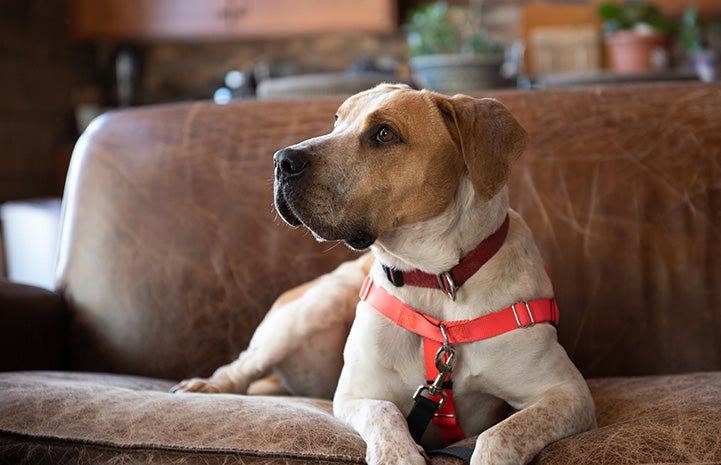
[359,275,559,445]
[423,336,465,444]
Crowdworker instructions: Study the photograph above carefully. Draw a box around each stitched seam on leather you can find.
[0,429,367,463]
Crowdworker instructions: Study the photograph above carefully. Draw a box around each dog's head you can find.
[273,84,527,250]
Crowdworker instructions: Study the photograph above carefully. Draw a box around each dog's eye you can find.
[375,125,397,145]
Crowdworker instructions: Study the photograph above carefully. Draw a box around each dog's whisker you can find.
[322,241,343,253]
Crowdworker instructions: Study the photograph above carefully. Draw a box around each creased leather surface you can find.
[0,371,366,464]
[4,371,719,465]
[56,83,721,380]
[533,372,721,465]
[58,99,359,379]
[495,82,721,378]
[40,82,721,464]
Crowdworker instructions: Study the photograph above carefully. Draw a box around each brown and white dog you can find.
[174,84,596,465]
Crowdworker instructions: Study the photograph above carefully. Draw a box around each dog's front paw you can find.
[171,377,233,394]
[471,429,527,465]
[365,440,427,465]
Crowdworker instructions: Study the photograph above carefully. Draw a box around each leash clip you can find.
[412,325,456,408]
[412,383,448,409]
[435,324,455,373]
[413,351,452,409]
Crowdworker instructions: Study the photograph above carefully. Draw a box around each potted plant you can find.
[598,0,674,72]
[681,4,718,82]
[405,2,505,93]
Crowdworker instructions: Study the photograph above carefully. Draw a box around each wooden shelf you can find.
[70,0,397,41]
[590,0,721,18]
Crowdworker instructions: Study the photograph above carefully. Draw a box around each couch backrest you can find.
[500,82,721,377]
[57,98,358,379]
[57,82,721,380]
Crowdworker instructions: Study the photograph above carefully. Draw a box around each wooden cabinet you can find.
[590,0,721,18]
[70,0,397,41]
[652,0,721,17]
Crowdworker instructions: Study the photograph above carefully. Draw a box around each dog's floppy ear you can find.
[434,94,527,201]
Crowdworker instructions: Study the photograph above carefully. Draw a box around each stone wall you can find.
[0,0,93,202]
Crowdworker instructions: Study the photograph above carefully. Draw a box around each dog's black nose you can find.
[274,148,310,178]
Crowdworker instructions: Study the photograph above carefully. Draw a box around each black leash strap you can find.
[406,394,439,443]
[406,397,475,462]
[406,396,474,462]
[428,446,475,462]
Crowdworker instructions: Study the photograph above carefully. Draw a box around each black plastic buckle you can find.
[382,264,405,287]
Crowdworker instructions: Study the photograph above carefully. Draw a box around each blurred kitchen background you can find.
[1,0,720,288]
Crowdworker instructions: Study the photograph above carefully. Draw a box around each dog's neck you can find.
[372,176,509,275]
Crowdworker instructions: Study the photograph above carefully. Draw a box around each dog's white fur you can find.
[336,179,595,464]
[174,84,596,465]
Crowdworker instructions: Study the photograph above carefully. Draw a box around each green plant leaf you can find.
[405,2,502,57]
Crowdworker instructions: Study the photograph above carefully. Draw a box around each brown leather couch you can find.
[1,82,720,464]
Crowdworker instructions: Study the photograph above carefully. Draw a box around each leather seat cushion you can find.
[2,371,720,464]
[432,372,721,464]
[535,371,721,464]
[0,371,366,464]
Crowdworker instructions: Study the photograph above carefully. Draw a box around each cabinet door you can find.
[71,0,397,41]
[590,0,721,17]
[230,0,397,37]
[652,0,721,16]
[71,0,229,40]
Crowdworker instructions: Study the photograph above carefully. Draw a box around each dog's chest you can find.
[356,301,507,412]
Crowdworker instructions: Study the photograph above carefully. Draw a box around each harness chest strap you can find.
[359,275,560,445]
[359,276,559,345]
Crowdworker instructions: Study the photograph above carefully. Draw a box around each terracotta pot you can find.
[605,30,668,73]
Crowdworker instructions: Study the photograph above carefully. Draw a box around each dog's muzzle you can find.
[272,146,375,250]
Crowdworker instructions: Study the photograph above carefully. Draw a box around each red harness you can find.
[359,276,559,445]
[357,214,559,446]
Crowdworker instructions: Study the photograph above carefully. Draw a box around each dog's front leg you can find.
[470,381,596,465]
[334,298,428,464]
[334,398,427,465]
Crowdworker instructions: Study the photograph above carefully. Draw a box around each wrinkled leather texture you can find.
[57,98,358,379]
[431,372,721,465]
[0,372,366,464]
[2,372,719,464]
[55,83,721,380]
[536,372,721,464]
[2,82,720,464]
[502,84,721,378]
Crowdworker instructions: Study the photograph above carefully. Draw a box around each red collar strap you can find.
[359,275,559,345]
[381,214,510,300]
[359,275,559,446]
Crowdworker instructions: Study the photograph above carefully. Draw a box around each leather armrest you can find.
[0,279,67,371]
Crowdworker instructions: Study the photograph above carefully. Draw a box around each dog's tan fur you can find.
[174,84,596,464]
